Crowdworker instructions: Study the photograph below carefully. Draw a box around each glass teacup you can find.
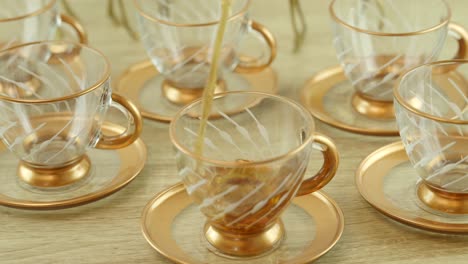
[395,60,468,214]
[170,91,339,257]
[0,41,142,190]
[330,0,468,119]
[135,0,276,105]
[0,0,88,97]
[0,0,87,50]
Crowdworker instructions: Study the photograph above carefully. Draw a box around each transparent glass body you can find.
[135,0,275,89]
[395,61,468,193]
[331,0,451,101]
[0,0,59,50]
[0,42,138,169]
[170,92,336,236]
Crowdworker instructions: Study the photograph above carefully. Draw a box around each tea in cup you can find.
[170,91,339,257]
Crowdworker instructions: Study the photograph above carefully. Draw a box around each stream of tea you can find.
[194,0,232,162]
[189,1,300,231]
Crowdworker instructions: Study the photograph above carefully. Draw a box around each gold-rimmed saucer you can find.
[115,60,278,123]
[141,183,344,264]
[301,66,399,136]
[0,123,147,210]
[356,142,468,233]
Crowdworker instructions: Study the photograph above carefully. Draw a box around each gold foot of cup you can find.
[162,79,226,106]
[17,156,91,189]
[0,77,41,98]
[417,183,468,214]
[351,92,395,119]
[204,220,285,258]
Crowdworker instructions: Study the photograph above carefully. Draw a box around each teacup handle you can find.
[296,133,339,197]
[60,14,89,44]
[448,22,468,60]
[234,20,277,74]
[95,93,143,150]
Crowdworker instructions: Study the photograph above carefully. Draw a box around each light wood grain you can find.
[1,1,468,263]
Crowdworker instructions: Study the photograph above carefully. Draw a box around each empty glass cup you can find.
[0,0,87,50]
[0,41,142,190]
[331,0,468,119]
[135,0,276,105]
[395,59,468,214]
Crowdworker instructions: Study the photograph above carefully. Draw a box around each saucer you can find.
[356,141,468,233]
[0,123,147,210]
[115,60,278,123]
[300,66,399,136]
[141,183,344,264]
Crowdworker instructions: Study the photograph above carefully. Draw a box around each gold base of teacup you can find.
[115,60,277,123]
[17,155,91,189]
[47,42,82,64]
[0,123,146,210]
[204,220,284,257]
[47,14,88,64]
[0,76,41,98]
[162,79,226,106]
[417,183,468,215]
[141,183,344,263]
[356,141,468,233]
[301,66,399,136]
[351,92,395,119]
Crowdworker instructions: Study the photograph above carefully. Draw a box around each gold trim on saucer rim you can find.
[0,123,147,210]
[115,60,278,123]
[141,183,344,264]
[300,66,399,136]
[356,141,468,233]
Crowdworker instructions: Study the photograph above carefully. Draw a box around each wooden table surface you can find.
[1,1,468,263]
